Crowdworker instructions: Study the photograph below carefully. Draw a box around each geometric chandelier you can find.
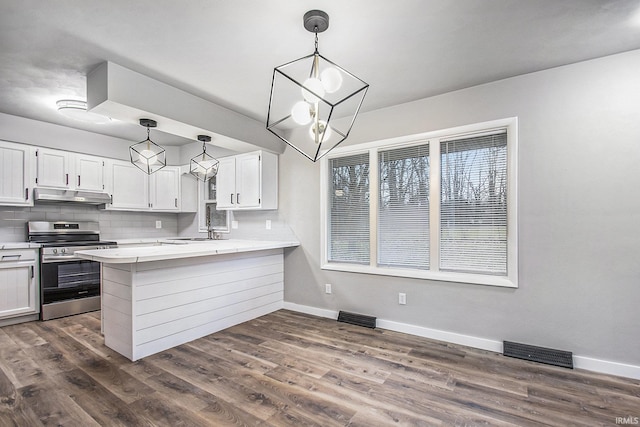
[129,118,166,174]
[266,10,369,162]
[189,135,219,181]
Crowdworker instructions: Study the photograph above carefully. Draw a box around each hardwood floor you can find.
[0,310,638,426]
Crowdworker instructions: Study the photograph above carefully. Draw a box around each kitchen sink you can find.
[172,237,213,241]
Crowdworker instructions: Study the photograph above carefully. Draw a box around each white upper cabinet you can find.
[75,154,104,191]
[149,166,180,211]
[216,151,278,210]
[104,159,149,210]
[36,148,104,191]
[0,140,33,206]
[36,148,71,188]
[104,159,180,211]
[216,157,237,209]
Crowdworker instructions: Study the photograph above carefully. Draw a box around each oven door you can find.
[40,258,101,304]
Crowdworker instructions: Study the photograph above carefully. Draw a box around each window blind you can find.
[440,131,508,275]
[378,144,430,269]
[328,153,370,264]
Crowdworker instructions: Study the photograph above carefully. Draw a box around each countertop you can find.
[0,242,41,249]
[75,238,300,263]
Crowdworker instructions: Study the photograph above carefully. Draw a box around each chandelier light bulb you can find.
[138,149,159,166]
[321,67,343,93]
[309,120,332,142]
[301,77,325,103]
[291,101,312,125]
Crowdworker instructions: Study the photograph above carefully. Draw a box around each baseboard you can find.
[375,318,504,353]
[283,302,339,320]
[282,302,640,380]
[573,356,640,380]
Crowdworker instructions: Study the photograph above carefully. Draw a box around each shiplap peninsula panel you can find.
[101,248,284,361]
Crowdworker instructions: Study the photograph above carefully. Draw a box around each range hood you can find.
[33,188,111,205]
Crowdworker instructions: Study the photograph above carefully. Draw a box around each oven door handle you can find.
[42,255,84,263]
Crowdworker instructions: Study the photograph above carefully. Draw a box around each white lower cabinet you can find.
[0,249,39,321]
[104,160,180,211]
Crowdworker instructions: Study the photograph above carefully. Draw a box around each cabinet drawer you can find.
[0,250,37,262]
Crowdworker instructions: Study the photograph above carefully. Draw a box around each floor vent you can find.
[337,311,377,329]
[503,341,573,369]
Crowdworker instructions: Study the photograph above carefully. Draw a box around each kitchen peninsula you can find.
[76,239,298,361]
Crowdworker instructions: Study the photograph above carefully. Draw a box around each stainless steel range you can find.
[27,221,117,320]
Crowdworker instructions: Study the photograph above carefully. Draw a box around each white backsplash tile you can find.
[0,205,178,242]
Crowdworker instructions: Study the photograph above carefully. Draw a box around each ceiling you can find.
[1,0,640,147]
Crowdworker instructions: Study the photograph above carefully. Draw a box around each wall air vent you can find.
[503,341,573,369]
[337,311,376,329]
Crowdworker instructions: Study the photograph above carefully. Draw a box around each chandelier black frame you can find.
[266,10,369,162]
[129,118,166,174]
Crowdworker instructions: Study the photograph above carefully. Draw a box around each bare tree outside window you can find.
[329,154,370,263]
[379,144,430,269]
[440,133,508,274]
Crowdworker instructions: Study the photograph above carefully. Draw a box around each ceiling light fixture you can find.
[266,10,369,162]
[129,118,166,174]
[190,135,219,181]
[56,99,111,124]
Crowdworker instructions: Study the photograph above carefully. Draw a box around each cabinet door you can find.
[109,161,149,210]
[216,157,236,209]
[150,166,180,211]
[36,148,70,188]
[0,141,32,206]
[0,260,37,319]
[75,154,104,191]
[236,152,261,208]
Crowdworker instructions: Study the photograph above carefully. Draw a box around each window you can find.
[378,144,430,270]
[440,132,507,275]
[198,176,229,233]
[328,153,370,264]
[321,118,517,287]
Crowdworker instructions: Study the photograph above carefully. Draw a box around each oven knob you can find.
[52,248,58,254]
[61,248,66,254]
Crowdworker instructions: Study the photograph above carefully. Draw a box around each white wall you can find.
[279,49,640,368]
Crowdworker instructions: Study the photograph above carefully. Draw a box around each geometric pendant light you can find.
[129,118,166,174]
[189,135,219,181]
[266,10,369,162]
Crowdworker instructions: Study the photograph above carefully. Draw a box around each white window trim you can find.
[320,117,518,288]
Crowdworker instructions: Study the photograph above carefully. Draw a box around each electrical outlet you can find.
[398,293,407,305]
[231,220,238,229]
[266,219,271,230]
[155,220,162,229]
[325,283,332,294]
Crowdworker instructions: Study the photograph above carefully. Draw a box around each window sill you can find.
[321,262,518,288]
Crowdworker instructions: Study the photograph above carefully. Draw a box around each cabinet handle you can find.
[25,188,29,201]
[231,193,234,204]
[1,254,21,260]
[174,198,178,208]
[237,193,240,205]
[66,173,69,185]
[31,265,34,278]
[78,175,81,187]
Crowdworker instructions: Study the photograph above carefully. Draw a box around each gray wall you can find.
[279,49,640,366]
